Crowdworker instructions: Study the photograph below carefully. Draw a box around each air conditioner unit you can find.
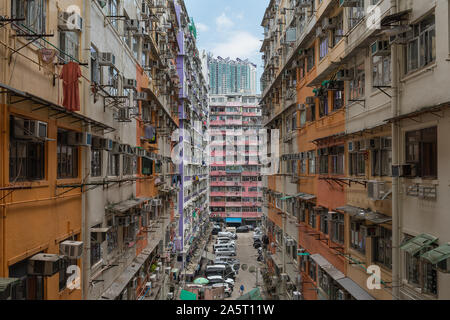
[134,91,148,101]
[67,132,92,147]
[59,241,84,259]
[367,181,387,201]
[336,69,354,81]
[123,78,137,89]
[58,11,83,31]
[316,26,326,38]
[14,118,48,139]
[27,253,64,277]
[91,227,110,243]
[126,19,140,31]
[371,40,390,56]
[99,52,116,67]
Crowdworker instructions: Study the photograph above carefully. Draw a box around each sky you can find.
[184,0,269,93]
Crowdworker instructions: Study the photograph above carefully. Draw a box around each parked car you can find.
[236,225,249,233]
[254,227,261,233]
[213,243,236,251]
[253,240,262,249]
[216,237,235,242]
[225,227,236,233]
[246,225,255,231]
[207,275,235,287]
[215,248,236,257]
[218,232,237,240]
[212,226,221,235]
[206,264,235,280]
[215,239,235,246]
[215,257,240,266]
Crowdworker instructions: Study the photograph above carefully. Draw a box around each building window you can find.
[90,45,101,84]
[11,0,46,35]
[91,149,102,177]
[319,37,328,60]
[330,146,345,175]
[320,213,328,235]
[405,237,438,295]
[372,55,391,87]
[318,150,328,175]
[319,95,328,118]
[406,14,436,74]
[318,267,330,295]
[57,130,79,179]
[373,227,392,270]
[142,158,153,175]
[308,209,316,228]
[405,126,437,178]
[108,153,120,176]
[349,152,365,176]
[371,146,392,177]
[308,151,316,175]
[90,224,102,267]
[348,6,365,30]
[123,155,134,176]
[333,90,344,110]
[300,158,307,174]
[332,13,344,47]
[59,31,79,62]
[9,117,45,182]
[308,258,317,282]
[350,63,365,100]
[330,212,344,244]
[307,47,315,72]
[108,0,119,30]
[350,220,366,253]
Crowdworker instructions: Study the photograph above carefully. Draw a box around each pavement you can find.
[223,231,265,300]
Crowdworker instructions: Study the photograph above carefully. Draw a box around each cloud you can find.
[211,31,261,61]
[196,22,209,32]
[216,13,234,29]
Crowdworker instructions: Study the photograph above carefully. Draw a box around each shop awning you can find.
[364,211,392,224]
[400,234,438,256]
[310,254,345,282]
[0,82,115,133]
[336,277,375,300]
[226,218,242,223]
[420,243,450,265]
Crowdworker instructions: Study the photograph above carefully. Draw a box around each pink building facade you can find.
[209,95,262,225]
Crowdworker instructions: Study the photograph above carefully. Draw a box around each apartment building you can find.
[174,2,210,281]
[260,0,450,300]
[209,94,263,226]
[208,55,258,95]
[0,0,206,301]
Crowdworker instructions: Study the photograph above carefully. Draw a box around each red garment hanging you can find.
[60,61,81,111]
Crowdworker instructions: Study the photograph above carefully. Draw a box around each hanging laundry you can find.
[145,125,157,143]
[60,61,81,112]
[38,48,57,76]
